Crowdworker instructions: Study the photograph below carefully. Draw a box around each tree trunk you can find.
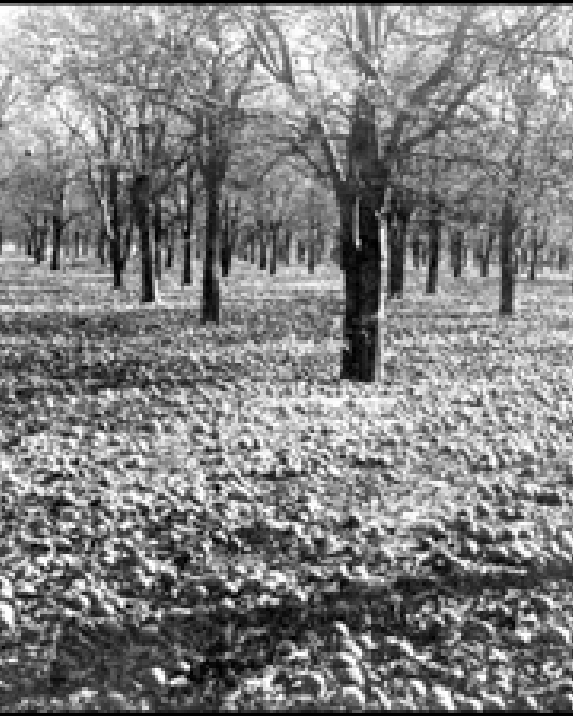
[154,199,162,282]
[201,172,221,324]
[297,238,305,264]
[221,197,231,278]
[258,219,266,270]
[308,228,315,274]
[133,173,154,303]
[182,160,193,286]
[426,193,441,294]
[74,230,80,258]
[452,229,463,278]
[27,229,33,257]
[51,191,64,271]
[529,226,538,281]
[412,228,420,270]
[270,220,278,275]
[387,212,399,298]
[98,229,106,265]
[558,245,568,272]
[108,164,123,289]
[82,231,89,256]
[166,226,173,269]
[284,226,291,266]
[499,192,515,315]
[480,231,495,278]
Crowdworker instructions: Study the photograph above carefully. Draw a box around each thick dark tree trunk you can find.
[297,238,305,264]
[426,193,441,294]
[412,228,420,270]
[201,172,221,325]
[340,191,383,382]
[558,246,568,272]
[154,199,162,282]
[133,173,154,303]
[258,219,266,271]
[270,220,278,276]
[74,230,80,258]
[221,198,231,278]
[452,230,463,278]
[500,192,515,315]
[182,160,193,286]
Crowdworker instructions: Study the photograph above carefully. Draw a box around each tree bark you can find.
[341,83,386,383]
[426,192,441,294]
[558,245,568,272]
[499,191,515,315]
[250,229,256,264]
[297,237,305,264]
[74,230,80,258]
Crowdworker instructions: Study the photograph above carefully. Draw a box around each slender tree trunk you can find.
[258,219,266,270]
[250,229,256,264]
[108,163,123,289]
[27,229,33,257]
[201,170,221,324]
[558,245,568,272]
[98,229,106,266]
[166,226,173,269]
[123,224,133,269]
[270,220,278,275]
[529,226,538,281]
[182,160,193,286]
[40,213,48,263]
[298,237,305,264]
[74,230,80,258]
[51,191,63,271]
[412,227,420,270]
[426,193,441,294]
[308,228,315,274]
[221,197,231,277]
[284,226,291,266]
[500,192,515,315]
[133,174,154,303]
[154,198,162,282]
[452,229,463,278]
[480,231,495,278]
